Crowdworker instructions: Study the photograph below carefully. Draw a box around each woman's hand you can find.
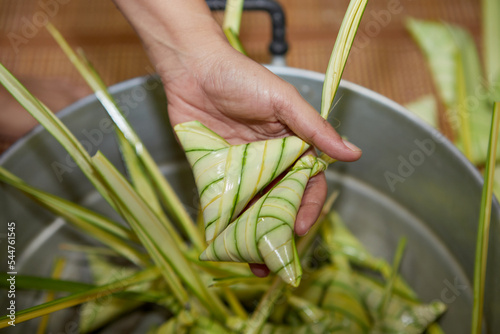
[114,0,361,276]
[160,41,362,235]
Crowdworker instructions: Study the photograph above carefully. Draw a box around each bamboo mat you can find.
[0,0,481,154]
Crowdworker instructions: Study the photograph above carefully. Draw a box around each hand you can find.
[159,41,362,276]
[161,39,361,229]
[114,0,362,277]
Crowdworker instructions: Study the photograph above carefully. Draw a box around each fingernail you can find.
[342,139,362,152]
[297,229,309,237]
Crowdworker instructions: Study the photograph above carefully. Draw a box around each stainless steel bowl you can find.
[1,66,498,333]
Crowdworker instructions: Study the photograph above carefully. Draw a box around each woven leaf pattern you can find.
[175,121,309,243]
[299,267,446,334]
[200,155,328,287]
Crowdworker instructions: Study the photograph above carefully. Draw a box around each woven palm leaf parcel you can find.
[175,120,309,243]
[174,121,332,286]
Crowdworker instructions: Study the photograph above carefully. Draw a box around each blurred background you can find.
[0,0,481,153]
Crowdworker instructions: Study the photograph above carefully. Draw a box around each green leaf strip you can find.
[0,267,160,329]
[224,28,247,55]
[223,0,244,35]
[116,129,164,218]
[200,155,329,287]
[0,166,147,266]
[91,152,229,320]
[379,237,407,319]
[482,0,500,88]
[0,273,168,304]
[46,23,205,252]
[0,63,115,209]
[472,102,500,334]
[321,0,369,118]
[354,271,446,332]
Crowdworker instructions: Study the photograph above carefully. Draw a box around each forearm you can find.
[113,0,228,77]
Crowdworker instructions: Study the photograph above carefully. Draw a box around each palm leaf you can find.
[405,95,439,128]
[324,211,417,300]
[91,152,229,319]
[36,257,66,334]
[223,0,244,35]
[321,0,369,118]
[472,102,500,334]
[46,23,205,252]
[0,63,116,209]
[223,0,246,54]
[378,237,407,319]
[79,255,149,333]
[406,19,458,110]
[406,19,494,164]
[117,129,164,217]
[0,267,160,329]
[482,0,500,89]
[286,295,325,324]
[0,166,147,266]
[0,273,92,293]
[0,273,167,304]
[302,268,371,333]
[355,272,446,334]
[156,311,231,334]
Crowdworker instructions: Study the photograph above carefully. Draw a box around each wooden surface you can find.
[0,0,482,154]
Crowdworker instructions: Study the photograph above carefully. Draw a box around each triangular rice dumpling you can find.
[174,121,309,243]
[200,155,328,287]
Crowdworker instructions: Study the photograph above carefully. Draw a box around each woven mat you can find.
[0,0,481,154]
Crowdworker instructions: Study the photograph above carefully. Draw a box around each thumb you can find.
[276,85,362,162]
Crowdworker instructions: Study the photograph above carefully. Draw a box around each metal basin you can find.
[1,66,498,333]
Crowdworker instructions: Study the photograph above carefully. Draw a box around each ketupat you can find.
[79,255,148,333]
[194,146,333,286]
[174,120,309,244]
[356,272,446,334]
[296,266,445,334]
[299,267,371,332]
[174,120,323,286]
[292,211,446,333]
[323,211,418,301]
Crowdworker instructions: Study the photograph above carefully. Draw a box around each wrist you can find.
[113,0,228,77]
